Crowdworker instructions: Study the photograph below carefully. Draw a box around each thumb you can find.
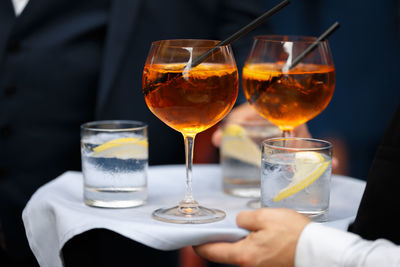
[194,241,242,265]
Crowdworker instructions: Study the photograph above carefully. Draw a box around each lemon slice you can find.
[92,137,148,159]
[224,124,246,137]
[221,124,261,167]
[273,151,330,202]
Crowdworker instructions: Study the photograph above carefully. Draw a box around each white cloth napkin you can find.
[22,164,365,267]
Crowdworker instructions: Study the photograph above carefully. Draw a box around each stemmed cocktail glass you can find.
[143,39,238,223]
[242,35,335,137]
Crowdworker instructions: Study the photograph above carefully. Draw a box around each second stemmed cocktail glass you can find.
[143,39,238,223]
[242,35,335,137]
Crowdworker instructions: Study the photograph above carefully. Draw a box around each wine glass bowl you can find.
[143,40,238,136]
[143,39,238,223]
[242,35,335,136]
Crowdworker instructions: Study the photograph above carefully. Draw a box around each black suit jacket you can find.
[350,104,400,244]
[0,0,269,265]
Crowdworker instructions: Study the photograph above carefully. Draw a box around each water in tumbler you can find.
[221,123,280,198]
[221,157,261,198]
[261,151,331,221]
[81,132,148,208]
[221,125,262,198]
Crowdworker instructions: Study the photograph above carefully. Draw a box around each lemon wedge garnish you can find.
[224,124,247,137]
[221,124,261,167]
[92,137,148,159]
[273,151,330,202]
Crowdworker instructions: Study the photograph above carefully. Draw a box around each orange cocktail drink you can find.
[243,62,335,132]
[143,63,238,135]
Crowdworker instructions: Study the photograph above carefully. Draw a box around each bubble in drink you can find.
[261,152,331,221]
[81,132,148,208]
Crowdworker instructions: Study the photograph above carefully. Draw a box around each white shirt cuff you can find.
[295,223,361,267]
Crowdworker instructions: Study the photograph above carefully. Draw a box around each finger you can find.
[293,124,311,138]
[236,210,266,231]
[194,242,241,264]
[212,128,222,147]
[228,103,263,122]
[332,156,339,169]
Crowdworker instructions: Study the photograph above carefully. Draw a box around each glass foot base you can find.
[299,209,328,222]
[223,187,260,198]
[84,199,146,208]
[84,186,147,208]
[249,201,328,222]
[247,199,261,209]
[152,206,226,224]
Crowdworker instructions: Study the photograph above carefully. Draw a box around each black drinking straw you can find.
[189,0,291,68]
[286,21,340,70]
[143,0,291,95]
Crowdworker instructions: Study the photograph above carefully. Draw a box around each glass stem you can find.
[282,130,292,138]
[179,134,199,214]
[282,130,292,147]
